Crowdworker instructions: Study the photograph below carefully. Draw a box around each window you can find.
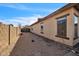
[41,25,44,34]
[74,15,78,39]
[40,23,44,34]
[41,25,43,30]
[31,28,33,31]
[57,16,67,37]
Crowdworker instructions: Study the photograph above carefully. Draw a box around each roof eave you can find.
[30,3,78,26]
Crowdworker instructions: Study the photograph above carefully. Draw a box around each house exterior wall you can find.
[71,7,79,45]
[31,7,79,46]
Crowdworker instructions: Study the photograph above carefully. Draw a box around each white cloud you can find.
[0,3,30,10]
[0,3,54,12]
[0,19,7,23]
[0,4,64,27]
[0,14,44,26]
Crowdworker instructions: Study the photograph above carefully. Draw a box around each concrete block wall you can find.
[0,23,21,56]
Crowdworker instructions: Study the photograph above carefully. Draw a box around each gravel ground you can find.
[10,32,72,56]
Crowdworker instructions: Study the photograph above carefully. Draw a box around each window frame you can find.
[55,14,69,40]
[40,22,44,34]
[73,14,79,40]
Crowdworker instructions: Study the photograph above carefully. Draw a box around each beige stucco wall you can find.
[31,7,79,46]
[0,23,21,55]
[71,7,79,45]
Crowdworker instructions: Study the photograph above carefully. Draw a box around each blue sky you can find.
[0,3,66,26]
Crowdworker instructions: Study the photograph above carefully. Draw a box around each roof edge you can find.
[30,3,78,26]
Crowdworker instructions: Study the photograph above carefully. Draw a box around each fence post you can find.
[8,25,10,45]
